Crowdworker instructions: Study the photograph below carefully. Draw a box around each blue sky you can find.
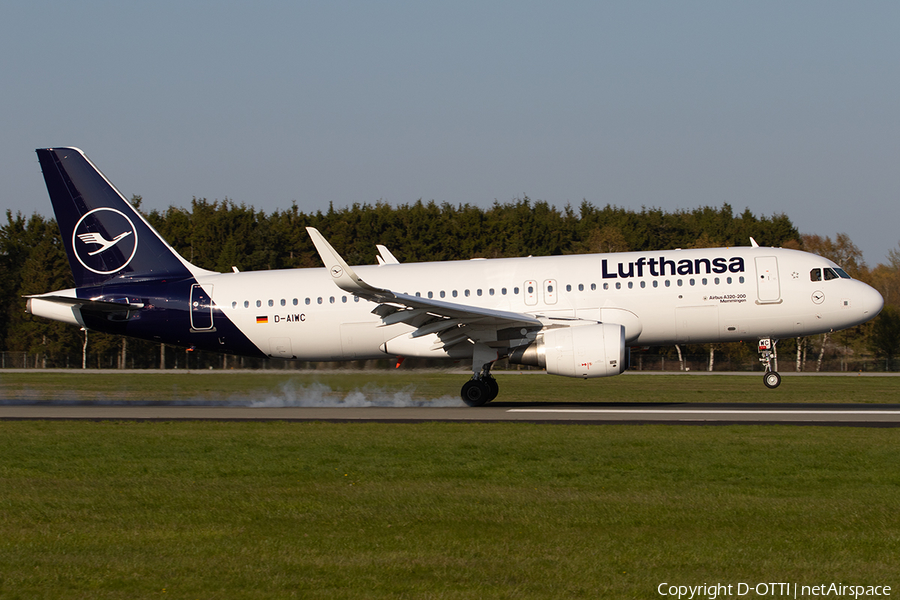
[3,1,898,265]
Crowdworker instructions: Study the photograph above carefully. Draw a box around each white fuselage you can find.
[200,246,882,361]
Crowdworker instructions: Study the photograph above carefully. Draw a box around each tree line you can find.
[1,197,898,370]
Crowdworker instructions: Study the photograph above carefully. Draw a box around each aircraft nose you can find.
[860,283,884,319]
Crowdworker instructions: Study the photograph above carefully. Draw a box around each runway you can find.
[3,402,900,426]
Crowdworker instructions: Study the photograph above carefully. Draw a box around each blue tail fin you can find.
[36,147,199,288]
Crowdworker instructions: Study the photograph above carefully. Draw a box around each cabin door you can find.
[190,284,214,331]
[754,256,781,303]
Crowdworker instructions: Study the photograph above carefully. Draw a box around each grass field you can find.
[1,370,898,405]
[1,373,899,598]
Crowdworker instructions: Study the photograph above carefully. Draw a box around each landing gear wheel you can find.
[461,379,491,406]
[763,371,781,389]
[484,376,499,401]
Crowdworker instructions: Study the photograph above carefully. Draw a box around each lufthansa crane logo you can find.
[72,208,138,275]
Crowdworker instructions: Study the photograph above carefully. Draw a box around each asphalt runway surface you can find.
[3,401,900,426]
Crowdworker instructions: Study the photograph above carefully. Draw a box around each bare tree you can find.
[816,333,829,372]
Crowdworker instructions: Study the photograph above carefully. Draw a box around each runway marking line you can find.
[507,409,900,415]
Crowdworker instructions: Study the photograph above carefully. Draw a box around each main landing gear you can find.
[461,344,500,406]
[758,338,781,389]
[461,373,499,407]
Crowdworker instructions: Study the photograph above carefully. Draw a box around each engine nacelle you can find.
[508,323,627,378]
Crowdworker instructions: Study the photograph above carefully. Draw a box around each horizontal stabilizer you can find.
[25,294,145,312]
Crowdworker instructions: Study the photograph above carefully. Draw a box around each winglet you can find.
[376,244,400,265]
[306,227,387,298]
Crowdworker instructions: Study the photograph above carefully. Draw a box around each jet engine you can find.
[508,323,627,378]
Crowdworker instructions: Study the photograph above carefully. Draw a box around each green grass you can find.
[1,370,898,404]
[2,373,899,597]
[1,421,899,599]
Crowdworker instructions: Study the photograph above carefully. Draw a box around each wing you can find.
[306,227,543,351]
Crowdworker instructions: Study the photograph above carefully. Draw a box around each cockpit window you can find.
[811,267,851,282]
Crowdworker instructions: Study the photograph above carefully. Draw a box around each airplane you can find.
[26,147,884,405]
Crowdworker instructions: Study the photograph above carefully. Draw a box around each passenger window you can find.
[514,287,520,294]
[243,301,249,308]
[465,289,471,297]
[714,277,720,285]
[603,283,609,290]
[627,282,633,289]
[665,280,671,287]
[652,281,658,288]
[810,269,822,282]
[452,290,458,297]
[566,284,572,292]
[526,286,532,294]
[640,281,646,288]
[329,296,335,304]
[427,292,433,299]
[501,288,507,295]
[702,278,707,285]
[305,298,311,305]
[477,289,482,296]
[590,283,596,291]
[689,279,695,286]
[231,301,237,309]
[280,299,286,306]
[489,289,495,296]
[726,277,733,284]
[578,284,584,291]
[293,298,299,306]
[256,300,262,308]
[739,276,745,283]
[677,280,683,287]
[616,282,621,289]
[317,297,323,304]
[440,291,446,298]
[342,296,347,303]
[268,299,274,307]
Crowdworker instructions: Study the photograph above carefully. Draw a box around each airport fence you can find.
[1,350,894,373]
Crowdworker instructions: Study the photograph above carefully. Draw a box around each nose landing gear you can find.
[758,338,781,389]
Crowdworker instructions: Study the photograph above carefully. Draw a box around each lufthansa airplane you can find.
[27,148,884,405]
